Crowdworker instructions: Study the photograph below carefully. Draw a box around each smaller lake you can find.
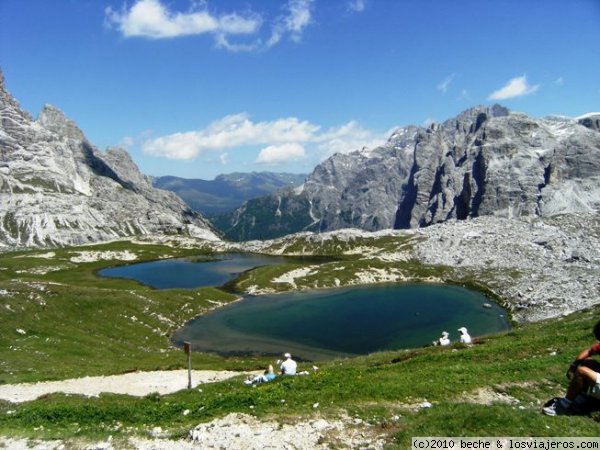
[98,253,293,289]
[172,284,510,361]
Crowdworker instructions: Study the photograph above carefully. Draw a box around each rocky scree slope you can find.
[217,105,600,241]
[0,71,218,249]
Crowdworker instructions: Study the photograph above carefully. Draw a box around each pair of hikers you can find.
[544,320,600,415]
[433,327,472,346]
[244,352,297,385]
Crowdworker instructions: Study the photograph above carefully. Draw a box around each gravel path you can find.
[0,370,261,403]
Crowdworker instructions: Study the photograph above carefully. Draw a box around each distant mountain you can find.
[153,172,306,216]
[215,105,600,241]
[0,69,219,249]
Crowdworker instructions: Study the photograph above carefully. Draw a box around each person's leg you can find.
[566,360,600,401]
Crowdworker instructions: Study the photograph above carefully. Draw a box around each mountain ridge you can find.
[215,105,600,241]
[0,69,219,249]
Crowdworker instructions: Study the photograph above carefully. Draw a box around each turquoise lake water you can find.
[172,284,510,361]
[98,254,510,361]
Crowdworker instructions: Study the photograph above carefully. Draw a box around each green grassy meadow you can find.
[0,239,599,447]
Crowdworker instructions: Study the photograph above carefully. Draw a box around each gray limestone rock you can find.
[0,69,219,249]
[219,105,600,241]
[578,113,600,132]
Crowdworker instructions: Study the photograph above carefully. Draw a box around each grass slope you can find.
[0,239,599,446]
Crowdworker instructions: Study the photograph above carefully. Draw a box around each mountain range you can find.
[215,105,600,241]
[2,65,599,249]
[0,70,218,249]
[152,172,306,217]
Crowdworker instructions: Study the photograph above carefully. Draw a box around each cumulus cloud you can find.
[488,75,540,100]
[141,113,391,167]
[106,0,313,51]
[142,113,319,159]
[105,0,260,39]
[256,143,306,164]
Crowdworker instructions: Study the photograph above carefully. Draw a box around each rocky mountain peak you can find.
[101,147,152,190]
[578,113,600,132]
[217,105,600,241]
[0,69,32,124]
[458,104,510,120]
[442,104,510,133]
[37,104,86,141]
[0,70,219,249]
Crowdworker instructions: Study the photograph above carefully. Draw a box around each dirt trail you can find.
[0,369,261,403]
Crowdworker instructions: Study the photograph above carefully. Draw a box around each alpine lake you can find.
[100,253,510,361]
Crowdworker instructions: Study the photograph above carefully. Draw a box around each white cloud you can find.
[105,0,260,39]
[118,136,135,149]
[267,0,313,47]
[555,76,565,86]
[488,75,540,100]
[315,121,388,159]
[141,113,391,167]
[106,0,313,52]
[348,0,366,13]
[118,130,154,150]
[219,152,229,165]
[142,113,319,159]
[436,73,455,94]
[256,143,306,164]
[215,34,260,52]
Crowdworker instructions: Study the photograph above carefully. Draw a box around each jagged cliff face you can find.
[217,105,600,241]
[0,71,219,249]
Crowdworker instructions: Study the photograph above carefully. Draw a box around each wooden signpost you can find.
[183,341,192,389]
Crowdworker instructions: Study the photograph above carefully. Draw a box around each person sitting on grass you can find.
[543,320,600,416]
[433,331,451,346]
[458,327,472,345]
[244,364,277,385]
[280,352,297,375]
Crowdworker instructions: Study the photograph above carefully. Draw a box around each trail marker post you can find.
[183,341,192,389]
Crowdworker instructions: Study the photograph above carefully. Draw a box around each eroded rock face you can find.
[219,105,600,241]
[0,70,219,249]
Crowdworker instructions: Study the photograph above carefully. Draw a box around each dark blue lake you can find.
[98,253,292,289]
[172,284,510,361]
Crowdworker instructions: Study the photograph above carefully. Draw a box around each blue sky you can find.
[1,0,599,180]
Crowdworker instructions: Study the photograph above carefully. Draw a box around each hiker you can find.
[543,320,600,416]
[433,331,451,346]
[244,364,277,385]
[280,352,298,375]
[458,327,472,345]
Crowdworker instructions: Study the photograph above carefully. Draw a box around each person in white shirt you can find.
[280,352,297,375]
[458,327,472,345]
[433,331,451,346]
